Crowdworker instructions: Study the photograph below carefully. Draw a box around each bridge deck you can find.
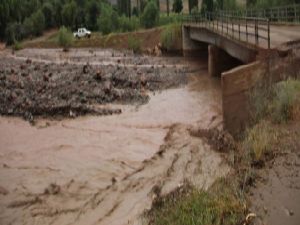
[185,23,300,49]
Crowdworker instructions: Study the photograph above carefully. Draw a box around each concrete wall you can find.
[182,26,208,57]
[208,45,242,77]
[222,52,300,136]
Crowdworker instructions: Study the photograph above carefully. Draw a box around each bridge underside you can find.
[182,25,258,64]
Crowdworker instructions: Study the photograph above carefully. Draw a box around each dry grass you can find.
[148,178,246,225]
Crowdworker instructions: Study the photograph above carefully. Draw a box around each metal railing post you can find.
[246,18,248,43]
[268,19,270,49]
[255,19,259,46]
[238,17,240,40]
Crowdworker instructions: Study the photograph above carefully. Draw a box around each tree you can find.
[166,0,170,16]
[202,0,214,12]
[0,1,10,40]
[173,0,183,13]
[141,0,159,28]
[117,0,131,17]
[31,10,45,36]
[58,26,73,51]
[98,3,118,35]
[42,2,54,28]
[62,1,77,28]
[87,0,101,30]
[188,0,198,14]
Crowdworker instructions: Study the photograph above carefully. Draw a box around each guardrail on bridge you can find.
[183,13,270,49]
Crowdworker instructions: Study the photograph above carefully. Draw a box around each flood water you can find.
[0,50,224,225]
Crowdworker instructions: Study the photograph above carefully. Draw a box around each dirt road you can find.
[0,49,229,224]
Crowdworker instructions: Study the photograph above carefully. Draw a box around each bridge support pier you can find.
[182,26,208,57]
[208,45,242,77]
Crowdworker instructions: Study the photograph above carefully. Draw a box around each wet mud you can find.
[0,49,186,121]
[0,49,227,225]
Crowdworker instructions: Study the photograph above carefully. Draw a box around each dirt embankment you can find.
[250,122,300,225]
[22,27,182,53]
[0,49,186,121]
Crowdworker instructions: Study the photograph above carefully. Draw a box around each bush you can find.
[148,179,245,225]
[5,22,26,45]
[128,35,141,53]
[141,0,159,28]
[272,79,300,122]
[160,23,181,50]
[12,41,23,51]
[243,120,278,164]
[158,13,182,26]
[250,79,300,123]
[58,26,73,51]
[118,16,140,32]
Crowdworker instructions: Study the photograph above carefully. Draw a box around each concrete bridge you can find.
[182,5,300,135]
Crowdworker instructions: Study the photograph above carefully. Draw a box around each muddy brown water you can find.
[0,49,228,225]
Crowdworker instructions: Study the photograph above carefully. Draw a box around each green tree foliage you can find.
[42,2,54,28]
[86,0,101,30]
[98,3,118,35]
[141,0,159,28]
[202,0,214,12]
[173,0,183,13]
[62,1,77,28]
[58,26,73,51]
[188,0,198,14]
[117,0,131,17]
[31,10,45,36]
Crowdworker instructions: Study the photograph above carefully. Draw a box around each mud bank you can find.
[0,49,186,121]
[0,51,226,224]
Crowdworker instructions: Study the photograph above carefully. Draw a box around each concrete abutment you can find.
[208,45,242,77]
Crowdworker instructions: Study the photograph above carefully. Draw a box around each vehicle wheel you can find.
[88,34,91,39]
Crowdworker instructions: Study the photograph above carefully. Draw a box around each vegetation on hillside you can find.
[1,0,299,45]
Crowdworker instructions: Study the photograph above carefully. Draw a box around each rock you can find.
[0,186,9,195]
[26,58,32,64]
[43,74,49,82]
[154,46,162,57]
[82,64,89,74]
[104,81,112,94]
[44,183,60,195]
[94,70,102,81]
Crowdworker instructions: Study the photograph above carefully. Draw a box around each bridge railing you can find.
[221,4,300,24]
[182,13,270,49]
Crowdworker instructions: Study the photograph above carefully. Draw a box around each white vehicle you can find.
[73,28,91,39]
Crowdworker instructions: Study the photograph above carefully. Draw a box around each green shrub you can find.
[148,178,245,225]
[128,35,141,53]
[160,24,181,50]
[272,79,300,123]
[141,0,159,28]
[58,26,73,51]
[243,120,277,163]
[158,13,182,26]
[12,41,23,51]
[5,22,25,45]
[118,16,140,32]
[250,79,300,123]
